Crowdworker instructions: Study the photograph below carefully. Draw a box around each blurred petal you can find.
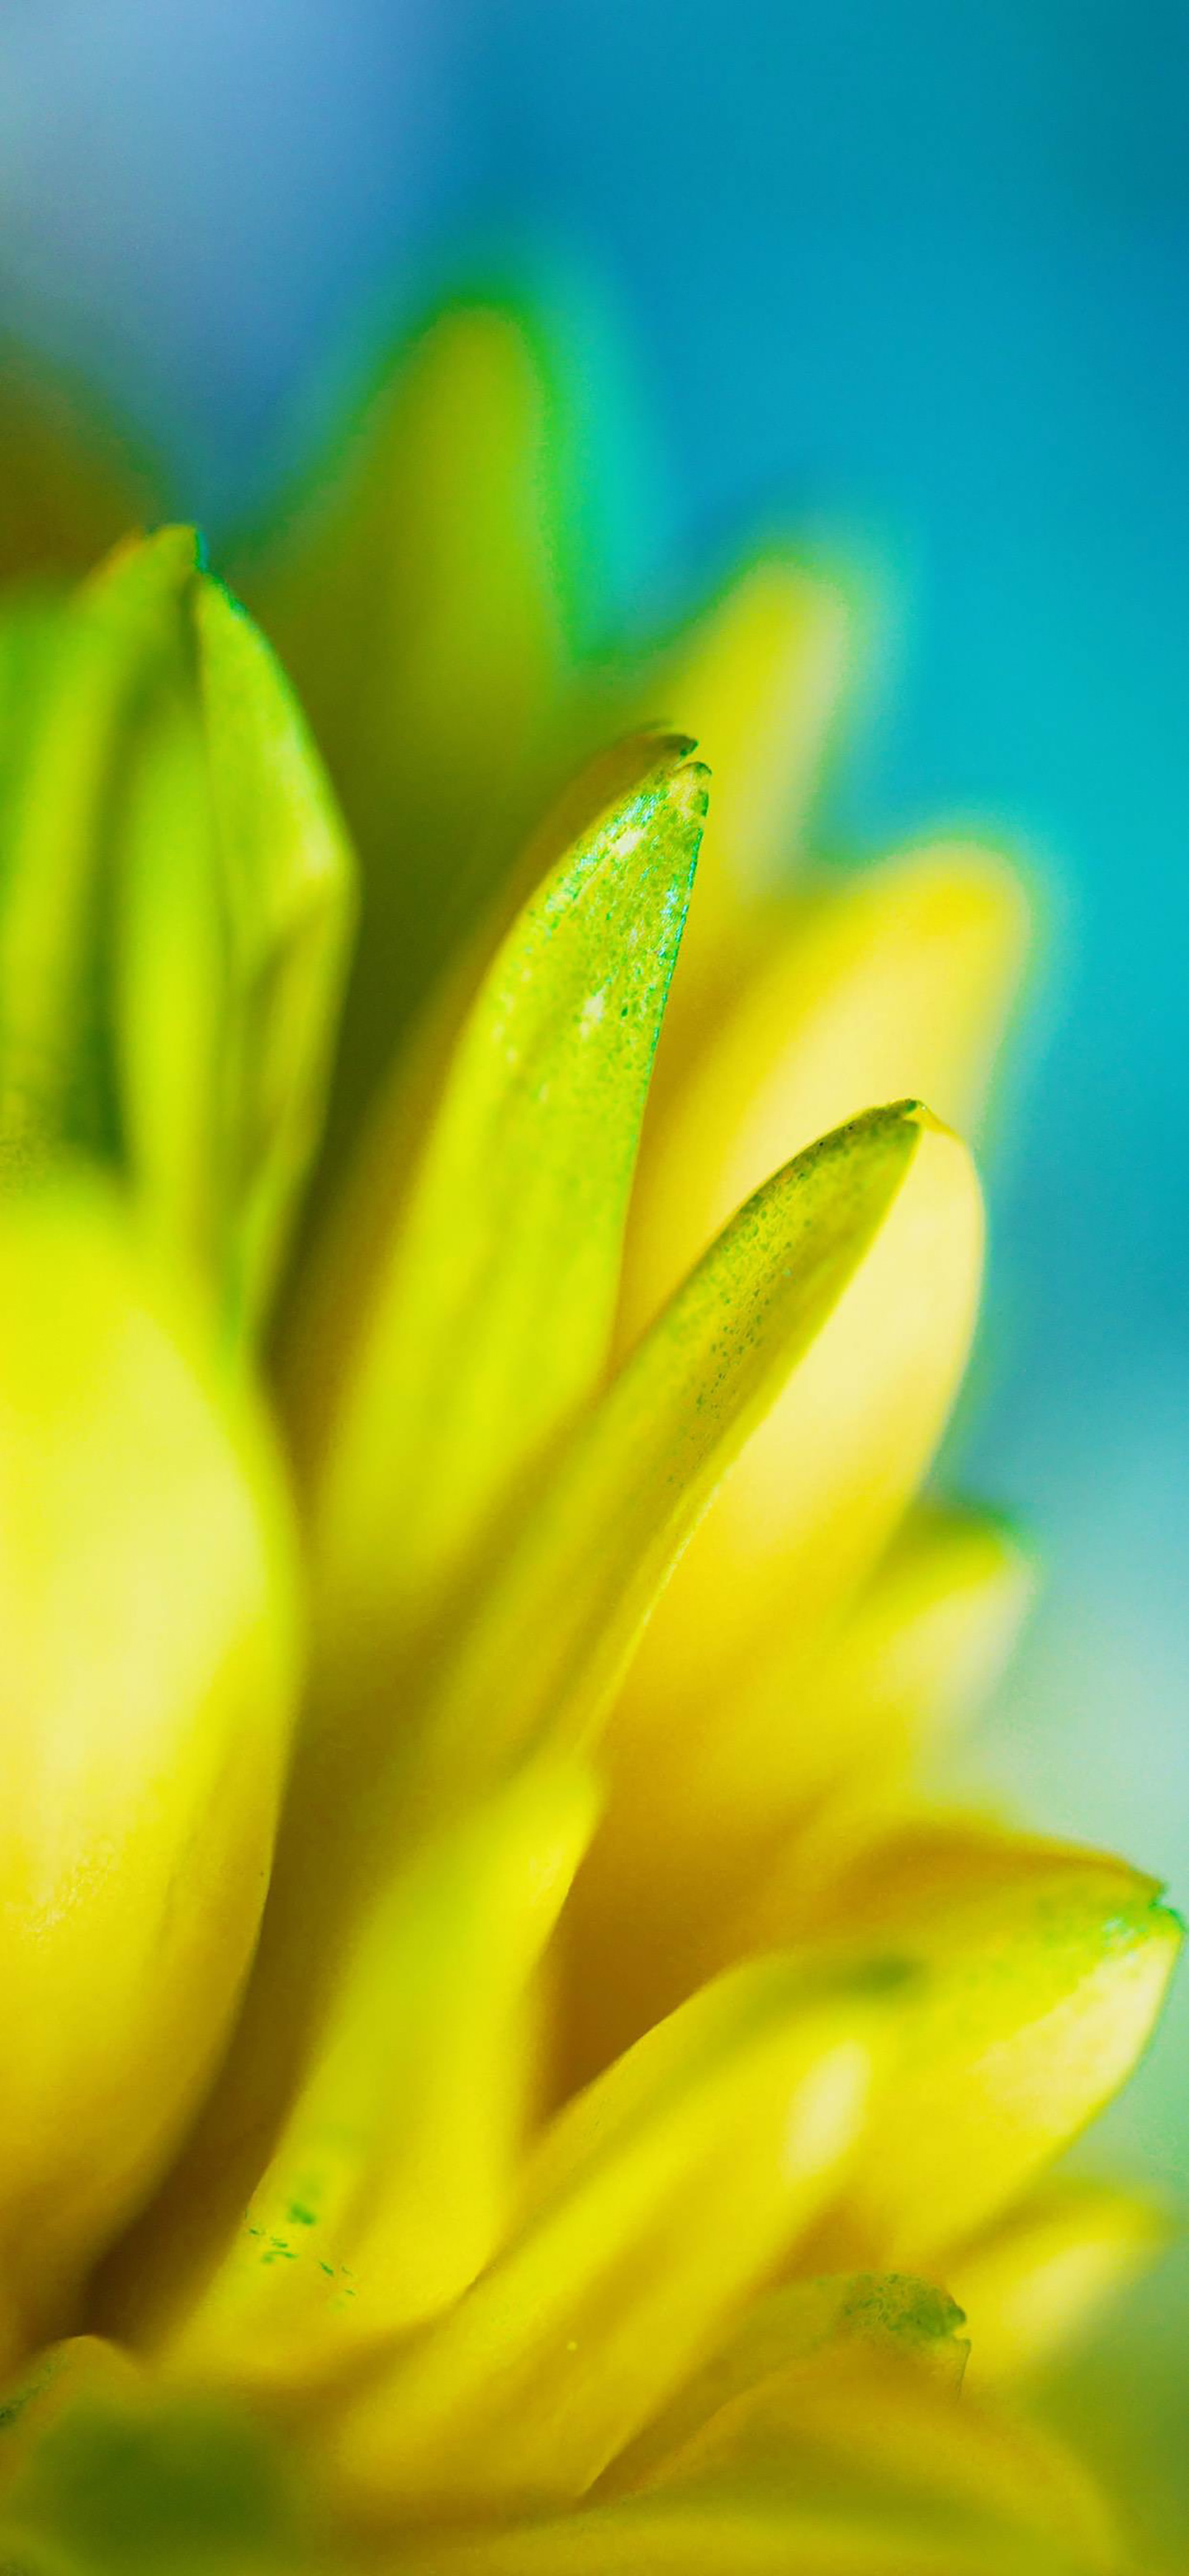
[949,2181,1169,2384]
[390,2356,1116,2574]
[0,2382,313,2574]
[0,1183,298,2354]
[309,741,705,1666]
[561,1503,1032,2088]
[168,1759,596,2379]
[189,578,357,1330]
[790,1504,1033,1802]
[0,594,66,823]
[0,527,198,1162]
[329,1955,899,2516]
[644,559,854,1036]
[245,303,579,1132]
[0,2337,144,2498]
[614,1105,983,1824]
[711,1504,1034,1906]
[784,1826,1182,2267]
[625,840,1029,1335]
[114,697,227,1286]
[604,2271,968,2497]
[613,841,1023,1788]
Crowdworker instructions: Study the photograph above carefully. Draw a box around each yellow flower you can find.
[0,309,1178,2574]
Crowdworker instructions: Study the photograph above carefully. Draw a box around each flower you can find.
[0,309,1179,2574]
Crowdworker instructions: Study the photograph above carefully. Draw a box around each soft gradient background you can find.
[2,0,1186,2512]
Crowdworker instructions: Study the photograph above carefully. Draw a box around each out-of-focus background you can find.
[2,0,1186,2505]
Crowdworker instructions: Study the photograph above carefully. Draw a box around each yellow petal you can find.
[144,1103,922,2331]
[797,1503,1033,1792]
[0,1182,298,2355]
[329,1954,898,2517]
[309,741,705,1668]
[715,1503,1035,1902]
[279,727,702,1468]
[402,1100,926,1817]
[164,1759,596,2379]
[560,1113,982,2093]
[624,838,1029,1336]
[390,2356,1116,2574]
[560,1503,1031,2088]
[604,2271,969,2498]
[613,838,1025,1737]
[949,2180,1169,2383]
[613,1106,983,1814]
[642,557,854,1036]
[590,848,1023,1994]
[792,1825,1182,2268]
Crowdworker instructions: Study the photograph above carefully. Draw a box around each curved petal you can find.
[135,1104,925,2326]
[387,2357,1116,2574]
[308,742,705,1666]
[948,2180,1169,2383]
[243,302,579,1124]
[560,1503,1031,2089]
[786,1825,1182,2268]
[624,838,1029,1337]
[615,1106,982,1796]
[603,2271,968,2498]
[329,1955,900,2517]
[0,1182,299,2355]
[162,1760,595,2379]
[641,557,854,1039]
[0,528,199,1163]
[402,1101,928,1816]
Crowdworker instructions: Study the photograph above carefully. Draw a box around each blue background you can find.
[2,0,1186,2209]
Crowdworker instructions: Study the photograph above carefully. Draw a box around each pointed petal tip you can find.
[1147,1890,1185,1949]
[638,738,710,826]
[81,520,205,600]
[671,752,711,816]
[651,727,699,765]
[899,1096,962,1144]
[139,519,206,567]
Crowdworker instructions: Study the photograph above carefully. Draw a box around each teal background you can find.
[1,0,1186,2487]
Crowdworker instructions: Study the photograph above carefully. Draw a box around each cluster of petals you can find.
[0,310,1177,2573]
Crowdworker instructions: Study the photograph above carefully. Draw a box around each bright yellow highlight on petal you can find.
[949,2181,1170,2384]
[0,308,1178,2575]
[0,1181,298,2364]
